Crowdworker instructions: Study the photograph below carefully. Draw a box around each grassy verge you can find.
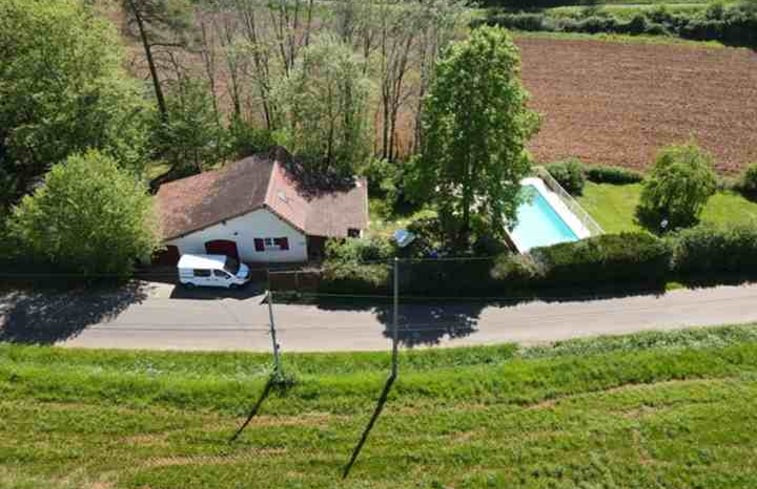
[2,325,757,488]
[578,182,757,233]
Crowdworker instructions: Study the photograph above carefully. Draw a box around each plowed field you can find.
[518,37,757,173]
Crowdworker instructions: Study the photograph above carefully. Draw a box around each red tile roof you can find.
[156,148,368,240]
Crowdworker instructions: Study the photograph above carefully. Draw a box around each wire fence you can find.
[533,166,604,236]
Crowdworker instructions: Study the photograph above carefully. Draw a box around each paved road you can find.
[2,282,757,352]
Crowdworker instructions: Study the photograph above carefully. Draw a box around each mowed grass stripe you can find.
[2,325,757,488]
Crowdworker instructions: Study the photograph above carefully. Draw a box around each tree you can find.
[272,35,372,176]
[9,151,159,278]
[154,78,228,177]
[0,0,151,208]
[637,142,717,231]
[412,26,539,247]
[122,0,194,121]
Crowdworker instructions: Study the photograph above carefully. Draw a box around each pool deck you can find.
[509,177,591,253]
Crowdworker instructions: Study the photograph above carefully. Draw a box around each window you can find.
[223,257,240,274]
[213,269,230,278]
[193,269,211,277]
[254,237,289,252]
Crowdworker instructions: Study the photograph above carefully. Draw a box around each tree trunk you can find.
[128,0,167,121]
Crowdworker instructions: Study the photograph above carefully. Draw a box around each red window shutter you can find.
[280,237,289,250]
[254,238,265,252]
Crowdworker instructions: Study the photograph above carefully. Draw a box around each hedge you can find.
[479,2,757,49]
[281,226,757,298]
[545,159,585,195]
[584,165,644,185]
[672,225,757,277]
[531,232,672,286]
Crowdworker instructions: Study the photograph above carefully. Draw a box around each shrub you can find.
[672,224,757,277]
[637,143,717,231]
[325,236,395,263]
[320,261,391,295]
[9,150,159,279]
[739,163,757,196]
[545,159,585,195]
[491,253,545,283]
[531,232,672,286]
[584,165,644,184]
[228,117,275,158]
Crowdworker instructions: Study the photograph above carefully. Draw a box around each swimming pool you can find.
[508,183,580,252]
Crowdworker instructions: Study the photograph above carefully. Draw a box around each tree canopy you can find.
[0,0,152,208]
[637,142,717,231]
[9,151,159,279]
[411,25,539,246]
[272,34,373,177]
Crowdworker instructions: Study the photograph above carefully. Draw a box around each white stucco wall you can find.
[166,208,308,263]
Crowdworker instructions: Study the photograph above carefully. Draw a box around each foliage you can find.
[8,151,159,279]
[414,26,539,247]
[325,236,395,263]
[0,0,152,207]
[671,224,757,277]
[361,158,400,200]
[637,143,717,231]
[227,116,276,159]
[481,1,757,49]
[154,78,228,176]
[739,163,757,197]
[121,0,194,119]
[321,261,391,295]
[584,164,644,184]
[272,34,372,176]
[490,252,546,282]
[531,232,672,286]
[545,159,585,195]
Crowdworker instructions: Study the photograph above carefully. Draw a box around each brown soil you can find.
[517,37,757,173]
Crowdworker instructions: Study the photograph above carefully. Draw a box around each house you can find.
[155,147,368,264]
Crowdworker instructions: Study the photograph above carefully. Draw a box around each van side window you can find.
[213,269,229,278]
[193,269,211,277]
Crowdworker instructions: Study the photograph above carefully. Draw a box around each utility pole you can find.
[391,257,399,377]
[267,289,282,379]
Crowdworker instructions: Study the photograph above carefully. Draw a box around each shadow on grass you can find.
[229,373,298,443]
[343,372,396,479]
[0,281,149,344]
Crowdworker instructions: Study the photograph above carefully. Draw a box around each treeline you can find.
[480,1,757,48]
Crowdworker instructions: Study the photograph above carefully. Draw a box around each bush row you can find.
[480,2,757,49]
[304,225,757,298]
[544,160,644,195]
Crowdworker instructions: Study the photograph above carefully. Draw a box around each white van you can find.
[177,254,251,289]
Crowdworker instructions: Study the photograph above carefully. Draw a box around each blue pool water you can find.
[509,185,578,251]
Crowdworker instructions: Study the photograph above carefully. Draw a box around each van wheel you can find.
[229,283,238,290]
[184,282,195,289]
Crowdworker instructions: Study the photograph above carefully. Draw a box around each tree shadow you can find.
[302,296,484,348]
[0,281,149,344]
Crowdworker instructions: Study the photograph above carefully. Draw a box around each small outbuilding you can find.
[155,147,368,264]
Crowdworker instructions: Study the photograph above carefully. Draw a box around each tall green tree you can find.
[637,142,717,231]
[272,34,372,176]
[122,0,194,121]
[412,25,539,246]
[155,78,228,177]
[0,0,151,207]
[9,150,159,279]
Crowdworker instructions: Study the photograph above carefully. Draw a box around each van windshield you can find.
[224,257,240,274]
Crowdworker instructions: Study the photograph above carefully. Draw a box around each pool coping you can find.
[508,177,592,253]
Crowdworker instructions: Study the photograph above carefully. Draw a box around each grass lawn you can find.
[3,325,757,488]
[578,182,757,233]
